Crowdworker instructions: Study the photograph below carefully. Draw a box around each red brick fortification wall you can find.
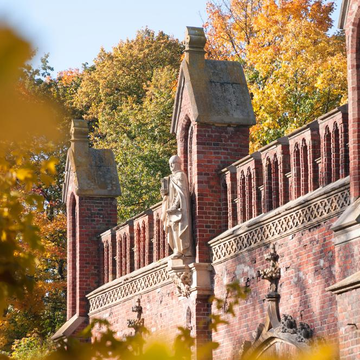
[335,237,360,282]
[90,283,194,344]
[68,194,118,318]
[191,123,250,263]
[337,287,360,359]
[346,0,360,201]
[212,219,339,360]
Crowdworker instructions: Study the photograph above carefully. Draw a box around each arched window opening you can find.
[324,126,332,185]
[301,139,309,195]
[265,158,273,212]
[272,156,279,209]
[332,122,340,182]
[239,171,246,223]
[246,167,253,221]
[293,143,301,199]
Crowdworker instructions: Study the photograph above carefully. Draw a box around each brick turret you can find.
[52,119,120,340]
[171,27,256,264]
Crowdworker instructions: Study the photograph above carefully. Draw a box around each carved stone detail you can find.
[257,243,281,294]
[240,246,315,359]
[211,185,350,263]
[168,258,193,298]
[127,298,144,334]
[88,261,171,313]
[280,314,297,335]
[171,267,192,298]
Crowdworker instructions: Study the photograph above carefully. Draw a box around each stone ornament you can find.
[127,298,144,334]
[161,155,193,258]
[240,245,315,359]
[171,266,192,298]
[257,243,281,294]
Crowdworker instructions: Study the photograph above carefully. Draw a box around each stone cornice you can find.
[327,271,360,295]
[87,257,172,315]
[210,177,350,264]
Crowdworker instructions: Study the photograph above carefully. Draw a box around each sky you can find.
[0,0,342,74]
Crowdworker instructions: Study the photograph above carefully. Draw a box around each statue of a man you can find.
[161,155,192,258]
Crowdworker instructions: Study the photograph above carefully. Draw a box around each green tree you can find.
[74,28,183,220]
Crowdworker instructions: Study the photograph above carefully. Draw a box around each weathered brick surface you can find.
[337,288,360,359]
[212,218,340,359]
[345,0,360,201]
[90,283,193,342]
[66,172,118,319]
[63,8,360,358]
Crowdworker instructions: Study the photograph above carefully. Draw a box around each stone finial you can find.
[127,298,144,334]
[71,119,88,143]
[70,119,89,157]
[257,243,281,295]
[184,27,206,52]
[184,27,206,64]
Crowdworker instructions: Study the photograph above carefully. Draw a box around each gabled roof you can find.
[62,119,121,202]
[171,27,255,134]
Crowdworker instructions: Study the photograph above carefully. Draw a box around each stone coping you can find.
[210,176,350,264]
[87,256,172,315]
[327,271,360,295]
[51,314,87,341]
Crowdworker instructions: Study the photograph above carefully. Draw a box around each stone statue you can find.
[161,155,192,258]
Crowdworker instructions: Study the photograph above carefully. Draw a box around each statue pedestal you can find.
[168,258,212,297]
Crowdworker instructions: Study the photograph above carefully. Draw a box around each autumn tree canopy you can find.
[66,29,183,220]
[205,0,347,151]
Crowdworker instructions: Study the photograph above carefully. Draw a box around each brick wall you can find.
[346,0,360,201]
[337,288,360,359]
[212,218,339,359]
[66,171,118,319]
[90,283,193,344]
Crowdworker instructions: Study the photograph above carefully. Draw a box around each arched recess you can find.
[332,122,340,182]
[265,158,273,212]
[178,115,191,178]
[155,214,161,261]
[239,170,246,222]
[121,234,127,276]
[141,221,146,267]
[323,126,332,185]
[188,124,194,190]
[293,143,301,199]
[135,224,141,270]
[116,234,122,278]
[246,167,253,220]
[272,155,279,209]
[301,139,309,195]
[67,192,77,319]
